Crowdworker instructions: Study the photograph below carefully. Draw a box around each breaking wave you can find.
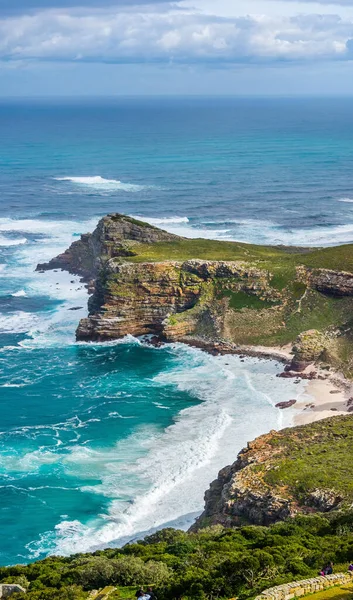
[145,216,353,247]
[23,346,307,558]
[54,176,147,192]
[0,235,27,247]
[131,215,189,225]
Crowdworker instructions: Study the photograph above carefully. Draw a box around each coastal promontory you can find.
[38,213,353,376]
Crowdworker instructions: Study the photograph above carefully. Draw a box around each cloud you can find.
[0,0,178,15]
[274,0,353,5]
[0,6,352,64]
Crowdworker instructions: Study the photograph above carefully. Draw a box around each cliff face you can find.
[38,213,353,375]
[76,258,274,341]
[297,266,353,296]
[36,213,179,283]
[192,415,353,530]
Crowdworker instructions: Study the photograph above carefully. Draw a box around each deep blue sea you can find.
[1,97,353,566]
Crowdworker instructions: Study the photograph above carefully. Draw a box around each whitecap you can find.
[0,311,39,334]
[338,198,353,203]
[0,236,27,247]
[54,176,146,193]
[131,215,189,225]
[11,290,27,298]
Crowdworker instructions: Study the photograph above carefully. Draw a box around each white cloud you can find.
[0,5,352,64]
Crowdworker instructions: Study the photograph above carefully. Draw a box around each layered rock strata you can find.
[76,259,273,341]
[37,214,353,368]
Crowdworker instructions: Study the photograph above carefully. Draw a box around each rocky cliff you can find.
[192,414,353,530]
[36,214,179,288]
[38,213,353,376]
[76,258,277,341]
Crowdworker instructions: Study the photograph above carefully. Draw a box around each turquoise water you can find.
[1,97,353,565]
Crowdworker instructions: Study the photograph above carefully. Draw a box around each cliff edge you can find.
[38,213,353,376]
[192,414,353,530]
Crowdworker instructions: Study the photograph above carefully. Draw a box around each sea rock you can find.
[275,399,297,409]
[277,371,316,380]
[291,330,328,366]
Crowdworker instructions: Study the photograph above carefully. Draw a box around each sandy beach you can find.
[262,344,353,426]
[294,371,353,425]
[184,337,353,427]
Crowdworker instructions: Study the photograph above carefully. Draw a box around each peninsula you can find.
[38,213,353,379]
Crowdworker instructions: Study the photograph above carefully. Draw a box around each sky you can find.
[0,0,353,95]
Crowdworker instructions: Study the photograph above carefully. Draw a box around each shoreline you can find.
[171,335,353,428]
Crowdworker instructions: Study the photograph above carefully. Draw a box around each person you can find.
[319,562,333,576]
[349,563,353,572]
[147,587,157,600]
[137,591,150,600]
[325,562,334,575]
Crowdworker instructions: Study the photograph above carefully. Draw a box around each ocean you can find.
[0,96,352,566]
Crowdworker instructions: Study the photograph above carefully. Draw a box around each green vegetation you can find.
[122,238,353,373]
[5,513,353,600]
[125,237,353,275]
[304,584,353,600]
[264,416,353,504]
[218,289,279,310]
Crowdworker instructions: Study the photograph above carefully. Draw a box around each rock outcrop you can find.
[297,266,353,296]
[76,259,273,341]
[192,415,353,530]
[38,214,353,375]
[36,214,179,282]
[290,329,329,371]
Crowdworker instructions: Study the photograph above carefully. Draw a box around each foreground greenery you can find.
[4,512,353,600]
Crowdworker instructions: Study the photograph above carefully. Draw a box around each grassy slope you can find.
[264,416,353,505]
[305,585,353,600]
[121,239,353,373]
[127,238,353,272]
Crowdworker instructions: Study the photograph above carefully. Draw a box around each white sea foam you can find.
[146,215,353,247]
[131,215,189,225]
[54,176,146,192]
[0,235,27,247]
[0,311,40,334]
[11,290,27,298]
[28,346,309,558]
[338,198,353,203]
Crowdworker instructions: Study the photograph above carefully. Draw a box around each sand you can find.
[294,369,353,426]
[247,343,353,427]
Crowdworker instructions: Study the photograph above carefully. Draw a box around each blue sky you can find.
[0,0,353,95]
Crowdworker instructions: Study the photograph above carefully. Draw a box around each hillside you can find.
[193,414,353,530]
[38,214,353,376]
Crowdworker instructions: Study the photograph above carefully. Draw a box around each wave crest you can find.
[54,176,146,192]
